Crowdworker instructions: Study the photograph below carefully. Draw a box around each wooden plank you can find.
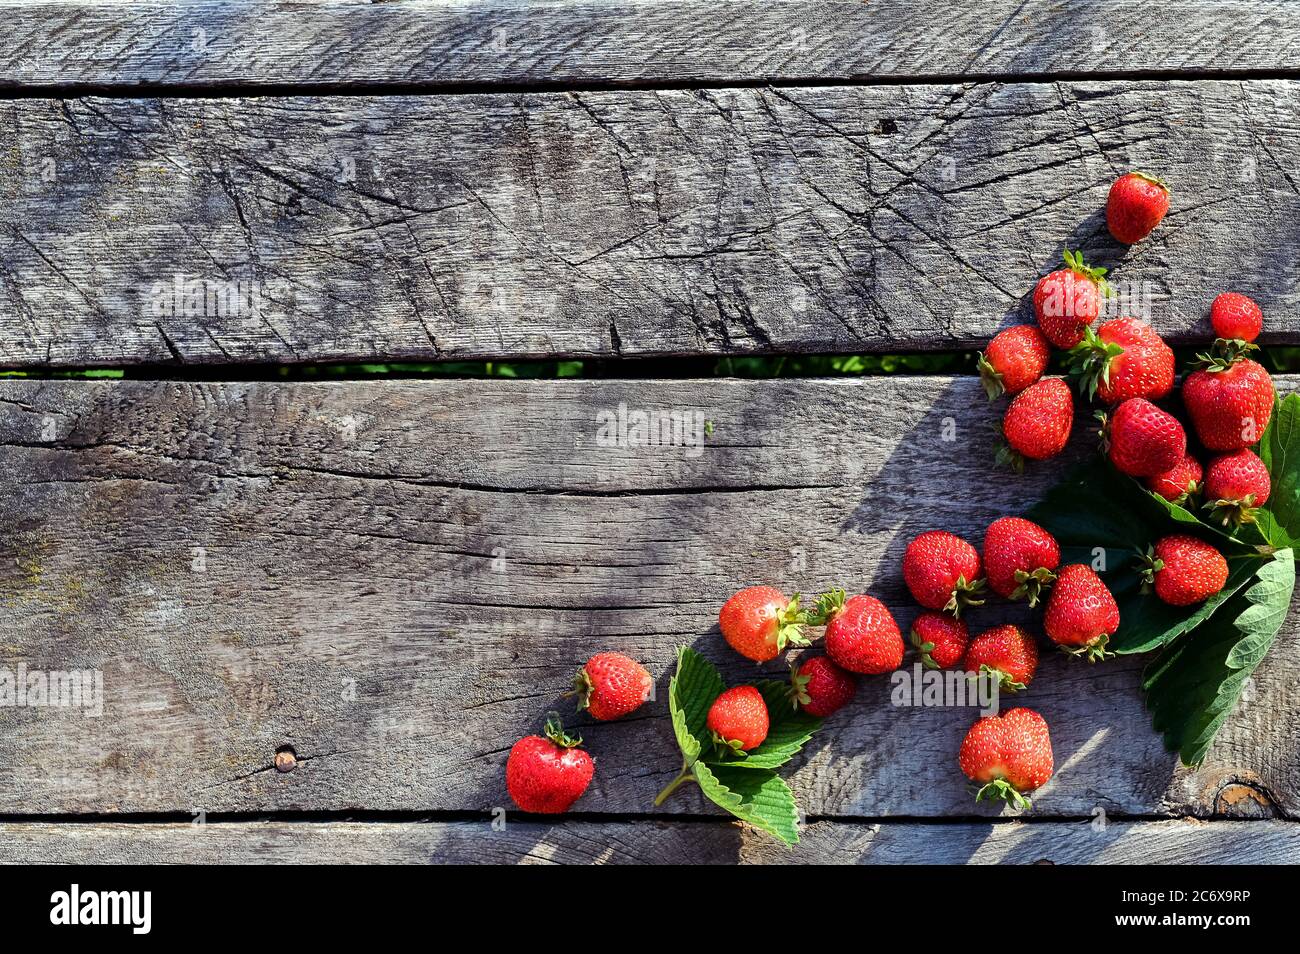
[2,80,1300,367]
[0,375,1296,817]
[1,819,1296,864]
[2,1,1298,89]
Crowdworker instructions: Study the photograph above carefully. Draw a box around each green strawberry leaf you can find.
[668,645,724,766]
[1029,455,1262,654]
[1257,394,1300,549]
[693,760,801,846]
[1143,549,1295,766]
[706,681,822,770]
[1025,456,1155,561]
[1226,549,1295,670]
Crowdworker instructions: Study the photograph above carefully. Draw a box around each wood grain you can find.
[1,819,1295,865]
[0,376,1295,817]
[1,1,1298,89]
[2,80,1300,366]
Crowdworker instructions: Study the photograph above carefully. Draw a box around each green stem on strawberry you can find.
[1009,567,1057,607]
[804,587,846,626]
[653,761,697,806]
[1065,325,1126,401]
[1060,635,1114,664]
[772,591,813,651]
[943,575,987,619]
[973,778,1032,811]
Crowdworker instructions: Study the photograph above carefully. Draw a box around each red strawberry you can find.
[959,707,1054,809]
[909,612,969,670]
[1210,292,1263,343]
[963,624,1039,691]
[819,590,905,675]
[1067,317,1174,404]
[718,586,809,662]
[1043,564,1119,661]
[902,531,985,616]
[998,378,1074,471]
[1106,171,1170,244]
[1101,397,1186,477]
[978,325,1051,399]
[1144,452,1203,505]
[505,713,595,814]
[707,685,770,753]
[1204,448,1271,527]
[1182,348,1275,451]
[1142,535,1229,606]
[788,655,857,717]
[1034,249,1109,348]
[570,652,653,721]
[982,516,1061,606]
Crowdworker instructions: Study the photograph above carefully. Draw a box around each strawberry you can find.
[1182,346,1275,451]
[570,652,653,721]
[1141,534,1229,606]
[982,516,1060,606]
[1043,564,1119,661]
[819,590,905,675]
[1204,448,1271,527]
[909,612,969,670]
[707,685,770,753]
[902,531,986,616]
[998,377,1074,471]
[1067,317,1174,404]
[1144,452,1203,505]
[718,586,810,662]
[963,624,1039,691]
[505,712,595,814]
[959,707,1054,809]
[1210,292,1263,343]
[1106,171,1170,244]
[788,655,857,717]
[978,324,1051,399]
[1033,249,1109,348]
[1100,397,1186,478]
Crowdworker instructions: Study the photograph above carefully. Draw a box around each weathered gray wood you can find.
[2,80,1300,366]
[1,819,1296,865]
[2,1,1298,89]
[0,376,1296,817]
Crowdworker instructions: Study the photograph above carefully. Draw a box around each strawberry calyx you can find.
[1204,493,1260,528]
[770,591,813,651]
[1062,248,1112,298]
[909,627,941,670]
[1060,635,1114,664]
[977,351,1006,401]
[806,588,847,627]
[1167,479,1202,508]
[1065,325,1126,401]
[1137,546,1165,595]
[994,441,1026,474]
[1129,170,1171,193]
[972,777,1032,811]
[975,662,1027,693]
[568,667,597,713]
[1009,566,1057,608]
[787,662,813,709]
[1095,409,1111,452]
[943,574,987,619]
[542,711,583,749]
[1191,339,1258,372]
[710,730,751,760]
[993,422,1026,474]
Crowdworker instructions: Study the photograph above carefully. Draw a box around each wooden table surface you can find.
[0,0,1297,864]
